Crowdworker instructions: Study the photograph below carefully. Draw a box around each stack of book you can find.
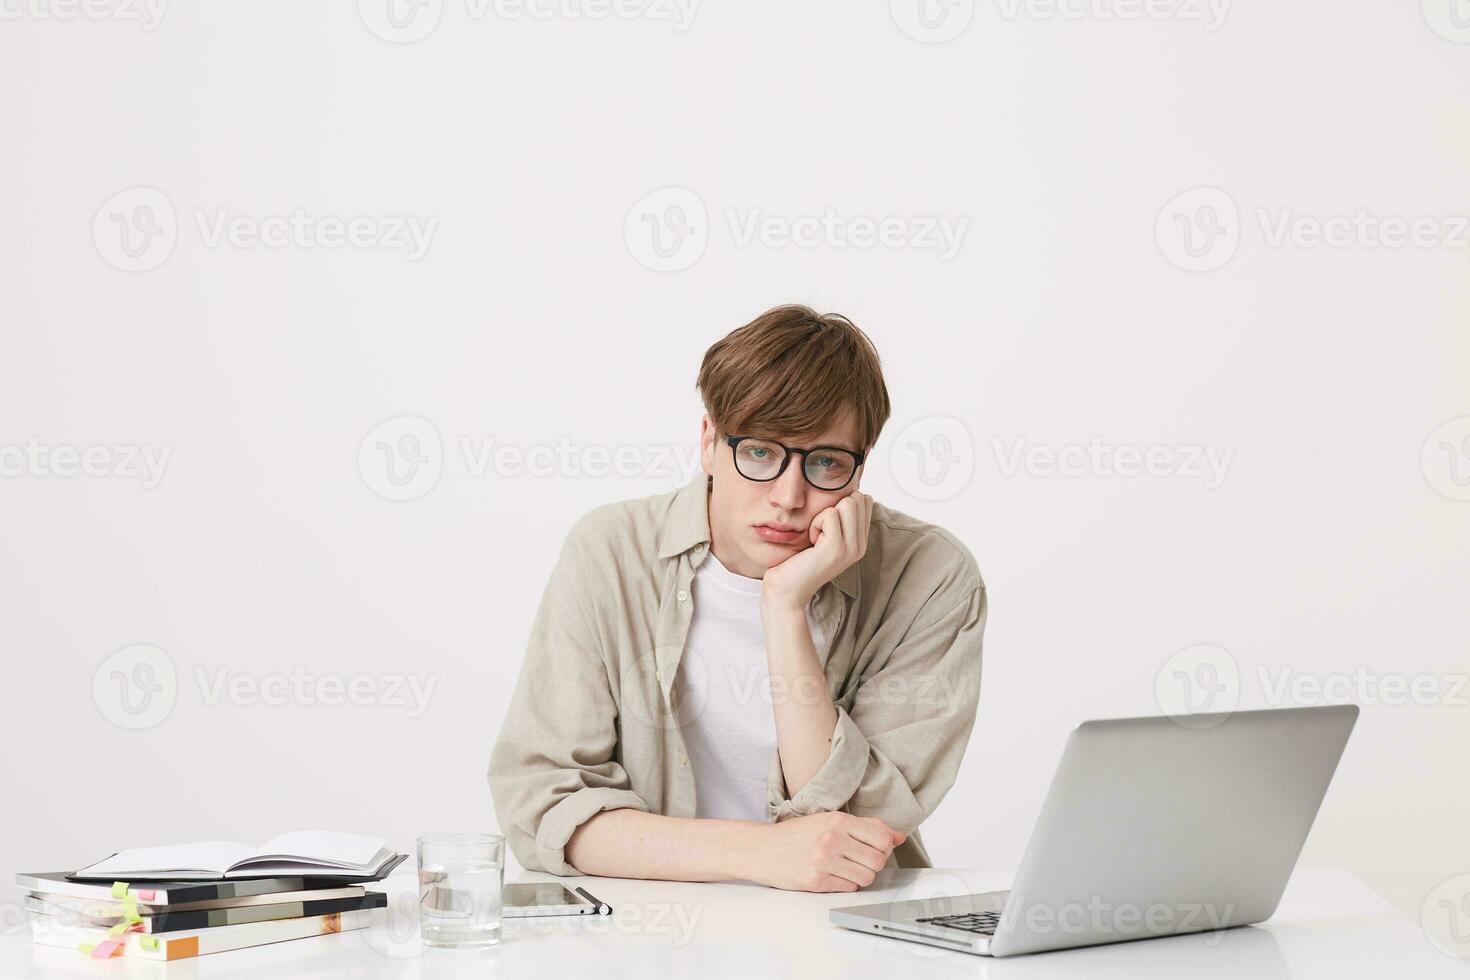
[19,831,404,962]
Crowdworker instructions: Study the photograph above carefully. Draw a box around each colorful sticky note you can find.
[89,939,123,959]
[122,896,142,924]
[110,882,128,898]
[140,935,160,952]
[77,943,95,955]
[135,889,158,902]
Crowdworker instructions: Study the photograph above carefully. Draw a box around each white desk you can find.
[3,867,1463,978]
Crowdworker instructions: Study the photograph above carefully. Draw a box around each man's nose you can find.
[768,456,807,511]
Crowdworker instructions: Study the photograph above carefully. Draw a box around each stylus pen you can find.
[574,886,611,915]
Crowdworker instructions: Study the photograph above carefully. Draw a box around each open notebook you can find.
[70,831,402,882]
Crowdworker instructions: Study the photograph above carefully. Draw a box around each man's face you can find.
[699,413,865,579]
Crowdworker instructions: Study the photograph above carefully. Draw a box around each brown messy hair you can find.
[696,305,892,450]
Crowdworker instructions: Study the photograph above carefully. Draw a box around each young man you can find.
[488,305,986,893]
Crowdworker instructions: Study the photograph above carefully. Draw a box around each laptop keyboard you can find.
[914,910,1002,936]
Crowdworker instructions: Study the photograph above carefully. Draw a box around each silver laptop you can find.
[830,704,1358,957]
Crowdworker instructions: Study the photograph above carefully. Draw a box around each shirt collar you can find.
[657,474,714,559]
[658,474,861,600]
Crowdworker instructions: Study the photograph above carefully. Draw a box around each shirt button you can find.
[677,590,689,602]
[693,543,704,554]
[678,755,688,766]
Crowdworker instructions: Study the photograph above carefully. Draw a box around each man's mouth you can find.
[753,523,803,545]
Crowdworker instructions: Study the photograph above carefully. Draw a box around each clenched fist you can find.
[748,811,907,893]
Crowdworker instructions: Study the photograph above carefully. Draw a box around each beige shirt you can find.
[488,475,987,876]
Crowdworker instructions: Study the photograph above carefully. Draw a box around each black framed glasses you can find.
[725,435,866,492]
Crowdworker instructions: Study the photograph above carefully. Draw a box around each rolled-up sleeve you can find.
[770,580,986,830]
[488,522,650,876]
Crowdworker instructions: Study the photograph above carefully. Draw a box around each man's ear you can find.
[698,415,717,476]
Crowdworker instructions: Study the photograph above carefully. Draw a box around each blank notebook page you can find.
[79,832,390,876]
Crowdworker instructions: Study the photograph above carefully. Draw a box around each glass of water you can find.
[417,833,505,948]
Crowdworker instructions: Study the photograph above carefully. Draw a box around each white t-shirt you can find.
[675,551,827,822]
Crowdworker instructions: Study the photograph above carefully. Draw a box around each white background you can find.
[1,0,1467,938]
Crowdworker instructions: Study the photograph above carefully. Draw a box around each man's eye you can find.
[747,448,769,460]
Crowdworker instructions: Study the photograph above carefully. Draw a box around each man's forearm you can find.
[762,600,839,799]
[564,809,765,881]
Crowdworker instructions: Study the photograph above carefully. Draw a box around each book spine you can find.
[31,908,376,961]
